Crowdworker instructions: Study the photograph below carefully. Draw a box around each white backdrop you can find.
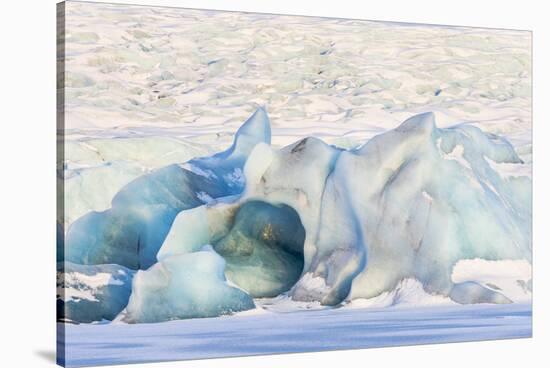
[0,1,548,367]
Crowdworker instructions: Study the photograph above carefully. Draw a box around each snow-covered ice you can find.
[57,263,135,323]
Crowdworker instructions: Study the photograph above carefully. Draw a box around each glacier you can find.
[59,108,531,323]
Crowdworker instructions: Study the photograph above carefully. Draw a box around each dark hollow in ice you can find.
[214,200,306,298]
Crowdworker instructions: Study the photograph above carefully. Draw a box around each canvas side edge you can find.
[56,1,67,367]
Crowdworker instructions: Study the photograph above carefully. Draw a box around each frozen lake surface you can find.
[60,303,531,367]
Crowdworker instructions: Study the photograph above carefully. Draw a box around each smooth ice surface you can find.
[122,249,255,323]
[213,200,306,297]
[235,112,531,305]
[64,164,226,269]
[61,303,531,367]
[156,206,210,260]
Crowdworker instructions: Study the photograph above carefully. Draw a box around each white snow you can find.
[451,259,532,303]
[486,156,532,179]
[442,143,473,171]
[60,271,123,302]
[180,163,217,179]
[196,191,214,204]
[61,303,531,366]
[346,279,454,309]
[223,168,245,187]
[63,2,531,152]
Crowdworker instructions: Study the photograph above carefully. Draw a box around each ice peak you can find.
[237,107,271,144]
[396,112,436,134]
[227,107,272,160]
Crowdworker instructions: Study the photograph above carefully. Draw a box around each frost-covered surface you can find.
[60,303,531,367]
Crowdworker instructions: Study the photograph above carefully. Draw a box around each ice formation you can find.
[60,108,532,323]
[122,248,255,323]
[64,108,271,270]
[63,137,210,226]
[57,262,135,323]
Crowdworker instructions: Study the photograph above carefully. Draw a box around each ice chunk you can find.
[217,107,271,162]
[450,282,512,304]
[187,107,271,190]
[345,114,529,302]
[157,206,210,260]
[155,199,307,298]
[57,262,135,323]
[65,164,228,269]
[122,250,254,323]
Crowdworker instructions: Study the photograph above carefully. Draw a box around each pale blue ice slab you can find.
[60,303,531,367]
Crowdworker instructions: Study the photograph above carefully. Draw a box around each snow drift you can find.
[59,108,531,323]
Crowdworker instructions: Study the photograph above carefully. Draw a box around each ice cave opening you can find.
[213,200,306,298]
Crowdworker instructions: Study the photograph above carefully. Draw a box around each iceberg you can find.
[60,108,532,322]
[449,281,512,304]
